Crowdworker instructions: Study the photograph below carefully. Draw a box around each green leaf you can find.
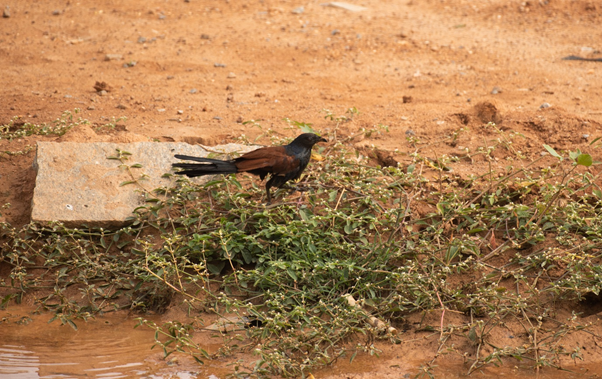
[299,208,310,221]
[577,153,593,167]
[328,190,338,202]
[120,180,136,186]
[543,144,561,159]
[593,189,602,199]
[344,223,354,234]
[207,261,226,275]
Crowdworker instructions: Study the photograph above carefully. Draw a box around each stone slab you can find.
[31,141,258,227]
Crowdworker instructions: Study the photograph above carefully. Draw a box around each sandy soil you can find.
[1,0,602,377]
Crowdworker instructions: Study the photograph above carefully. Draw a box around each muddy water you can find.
[2,306,601,379]
[0,307,214,379]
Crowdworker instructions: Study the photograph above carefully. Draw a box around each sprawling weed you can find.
[1,115,601,377]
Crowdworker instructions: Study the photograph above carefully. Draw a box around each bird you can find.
[172,133,327,204]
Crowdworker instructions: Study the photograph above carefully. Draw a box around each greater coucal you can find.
[172,133,327,203]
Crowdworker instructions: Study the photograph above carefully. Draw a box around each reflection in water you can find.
[0,310,202,379]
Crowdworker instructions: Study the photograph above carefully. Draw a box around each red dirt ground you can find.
[2,0,602,377]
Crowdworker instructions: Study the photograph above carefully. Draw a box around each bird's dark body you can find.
[172,133,327,203]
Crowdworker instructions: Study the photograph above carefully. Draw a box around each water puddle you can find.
[0,307,210,379]
[3,306,602,379]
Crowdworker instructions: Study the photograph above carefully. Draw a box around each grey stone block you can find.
[31,141,258,227]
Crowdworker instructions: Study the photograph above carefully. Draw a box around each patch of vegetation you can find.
[0,109,87,141]
[0,109,89,156]
[1,112,602,377]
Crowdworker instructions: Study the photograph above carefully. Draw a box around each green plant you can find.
[1,118,601,377]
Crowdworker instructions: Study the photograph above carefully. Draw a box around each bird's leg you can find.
[265,177,275,205]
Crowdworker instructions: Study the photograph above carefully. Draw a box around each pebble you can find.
[3,6,10,18]
[87,106,95,110]
[583,134,590,139]
[52,10,61,16]
[292,6,304,14]
[157,108,166,112]
[64,94,72,98]
[405,129,416,136]
[116,104,127,110]
[166,75,174,80]
[158,14,166,20]
[99,90,108,96]
[177,110,183,114]
[214,62,226,68]
[213,116,222,120]
[200,34,210,40]
[105,54,123,61]
[491,86,502,95]
[190,88,198,94]
[227,72,236,79]
[539,102,551,109]
[331,29,340,35]
[138,36,147,43]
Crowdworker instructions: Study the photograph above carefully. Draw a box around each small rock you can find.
[214,62,226,68]
[236,116,243,123]
[226,85,233,90]
[491,86,502,95]
[105,54,123,61]
[292,6,304,14]
[94,81,112,92]
[137,36,147,43]
[64,94,72,98]
[116,104,127,110]
[190,88,198,94]
[3,6,10,18]
[213,116,222,120]
[200,34,210,40]
[322,2,367,12]
[331,29,340,35]
[177,110,183,114]
[158,14,166,20]
[87,106,95,110]
[583,134,590,139]
[539,102,551,109]
[405,129,416,136]
[166,75,174,80]
[541,151,549,156]
[99,90,108,96]
[402,95,412,103]
[227,72,236,79]
[52,10,61,15]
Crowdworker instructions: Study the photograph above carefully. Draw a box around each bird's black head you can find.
[290,133,328,148]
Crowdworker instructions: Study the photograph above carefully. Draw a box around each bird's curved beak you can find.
[319,137,328,143]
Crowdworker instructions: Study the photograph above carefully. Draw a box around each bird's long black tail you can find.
[172,154,238,178]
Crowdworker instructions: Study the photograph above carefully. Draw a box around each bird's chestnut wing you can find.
[234,146,299,174]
